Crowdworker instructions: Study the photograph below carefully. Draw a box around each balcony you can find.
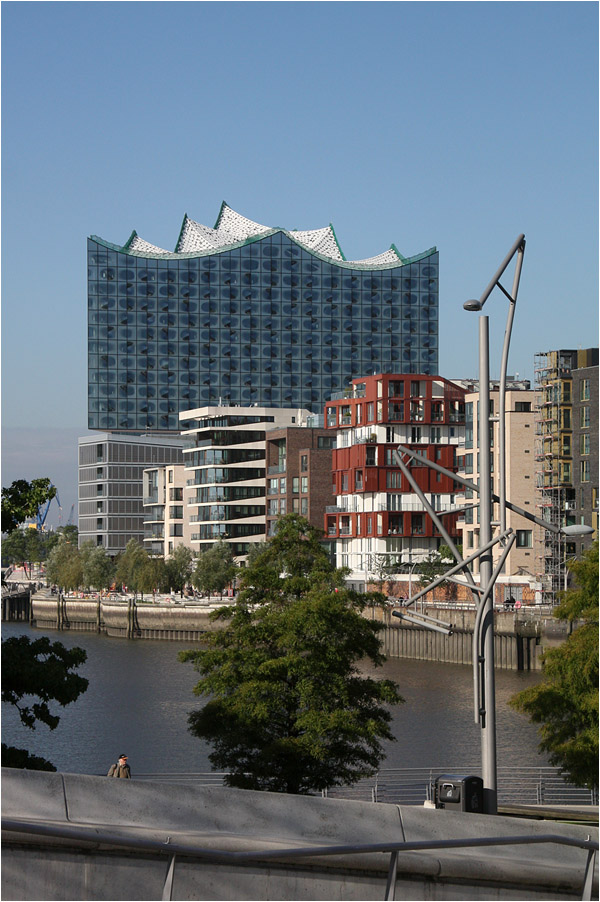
[268,463,287,475]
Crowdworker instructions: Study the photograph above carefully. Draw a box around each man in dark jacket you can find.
[107,754,131,778]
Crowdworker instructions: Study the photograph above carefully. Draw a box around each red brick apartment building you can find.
[324,374,466,589]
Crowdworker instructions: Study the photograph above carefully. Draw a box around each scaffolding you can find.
[534,351,577,603]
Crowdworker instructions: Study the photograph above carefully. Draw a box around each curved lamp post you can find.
[463,234,525,815]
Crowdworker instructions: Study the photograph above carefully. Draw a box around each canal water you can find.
[1,622,549,777]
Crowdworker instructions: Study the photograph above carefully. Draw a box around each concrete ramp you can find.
[2,768,597,900]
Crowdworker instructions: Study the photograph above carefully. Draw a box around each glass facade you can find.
[88,230,438,431]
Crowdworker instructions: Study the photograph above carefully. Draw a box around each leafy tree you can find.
[115,539,149,597]
[180,514,403,794]
[192,539,236,597]
[1,635,88,771]
[2,478,56,534]
[1,528,28,567]
[509,542,599,790]
[45,535,83,592]
[139,555,168,598]
[81,542,115,592]
[368,553,401,593]
[165,544,195,596]
[417,544,457,600]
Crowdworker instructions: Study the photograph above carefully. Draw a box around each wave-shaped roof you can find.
[106,203,435,268]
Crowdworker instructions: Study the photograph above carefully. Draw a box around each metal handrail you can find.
[3,816,597,902]
[129,767,599,806]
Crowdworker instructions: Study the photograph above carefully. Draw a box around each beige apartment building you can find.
[455,383,543,604]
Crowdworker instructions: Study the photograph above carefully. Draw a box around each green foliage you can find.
[192,539,236,596]
[417,544,457,599]
[368,553,401,592]
[80,542,116,592]
[165,544,195,595]
[2,478,57,534]
[1,525,79,569]
[180,514,403,794]
[115,539,149,597]
[509,542,599,790]
[45,535,83,591]
[1,635,88,771]
[1,744,57,771]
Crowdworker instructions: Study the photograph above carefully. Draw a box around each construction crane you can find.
[36,489,61,531]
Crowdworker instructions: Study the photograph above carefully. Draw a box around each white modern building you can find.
[180,405,312,558]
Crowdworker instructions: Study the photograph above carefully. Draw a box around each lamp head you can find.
[463,299,483,311]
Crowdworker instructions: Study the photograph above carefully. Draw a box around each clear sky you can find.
[1,1,598,527]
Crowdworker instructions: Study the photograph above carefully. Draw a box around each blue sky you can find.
[1,1,598,526]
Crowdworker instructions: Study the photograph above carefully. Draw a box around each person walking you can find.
[107,754,131,778]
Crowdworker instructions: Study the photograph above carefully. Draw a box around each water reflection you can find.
[1,624,548,776]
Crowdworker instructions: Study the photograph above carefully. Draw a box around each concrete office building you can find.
[324,374,465,588]
[87,203,439,429]
[78,433,185,554]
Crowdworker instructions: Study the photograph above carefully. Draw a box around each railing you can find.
[3,816,596,902]
[132,767,598,807]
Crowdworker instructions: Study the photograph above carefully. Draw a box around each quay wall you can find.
[27,594,571,671]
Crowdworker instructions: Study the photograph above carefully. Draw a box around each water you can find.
[1,623,549,777]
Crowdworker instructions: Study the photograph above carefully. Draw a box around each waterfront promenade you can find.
[21,587,572,671]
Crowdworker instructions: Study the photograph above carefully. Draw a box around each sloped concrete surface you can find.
[2,768,598,900]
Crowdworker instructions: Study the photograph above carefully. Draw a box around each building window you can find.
[515,401,531,412]
[280,498,287,514]
[301,455,308,472]
[464,453,473,474]
[580,379,590,401]
[301,498,308,515]
[581,460,590,483]
[580,406,590,428]
[292,477,299,493]
[279,477,286,493]
[580,434,590,455]
[411,513,424,535]
[410,426,422,443]
[355,470,364,491]
[268,500,278,516]
[356,404,362,425]
[341,473,349,492]
[516,530,532,548]
[386,471,402,489]
[430,426,441,443]
[292,498,299,513]
[367,402,374,421]
[301,476,308,493]
[268,478,278,495]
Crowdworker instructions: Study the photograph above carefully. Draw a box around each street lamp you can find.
[463,234,525,815]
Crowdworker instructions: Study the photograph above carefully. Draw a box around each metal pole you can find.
[478,316,497,814]
[498,241,525,533]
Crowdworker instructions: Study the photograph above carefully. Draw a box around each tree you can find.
[45,536,83,592]
[1,635,88,771]
[509,542,599,790]
[2,478,56,534]
[417,544,458,600]
[192,539,236,597]
[180,514,403,794]
[368,553,401,594]
[80,542,115,592]
[165,544,195,596]
[115,539,149,598]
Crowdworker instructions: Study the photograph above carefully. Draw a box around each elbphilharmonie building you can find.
[88,203,439,432]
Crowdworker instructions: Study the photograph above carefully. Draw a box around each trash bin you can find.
[434,774,483,812]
